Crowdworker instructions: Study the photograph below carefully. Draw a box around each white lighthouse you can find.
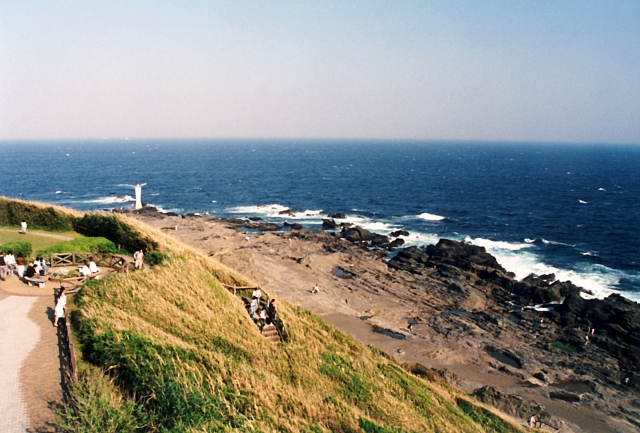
[134,184,142,209]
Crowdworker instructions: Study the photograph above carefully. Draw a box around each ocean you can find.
[2,139,639,302]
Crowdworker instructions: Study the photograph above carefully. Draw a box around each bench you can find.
[24,276,47,288]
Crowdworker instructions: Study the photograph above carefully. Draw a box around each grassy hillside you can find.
[0,196,522,432]
[56,214,523,433]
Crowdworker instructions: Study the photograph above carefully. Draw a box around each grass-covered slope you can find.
[62,216,524,433]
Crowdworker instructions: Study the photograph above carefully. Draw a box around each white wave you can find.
[211,200,217,203]
[471,242,640,303]
[418,212,445,221]
[598,188,606,191]
[581,252,597,257]
[227,204,323,220]
[302,209,323,216]
[541,239,574,247]
[466,236,533,252]
[524,238,535,243]
[55,190,63,194]
[398,232,441,248]
[228,204,289,215]
[84,195,135,204]
[116,183,137,188]
[579,200,587,204]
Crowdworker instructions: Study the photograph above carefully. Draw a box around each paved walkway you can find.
[0,275,63,433]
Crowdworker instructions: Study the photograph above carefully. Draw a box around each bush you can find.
[144,251,167,267]
[0,198,77,231]
[0,242,32,259]
[53,365,146,433]
[73,214,158,254]
[36,237,117,256]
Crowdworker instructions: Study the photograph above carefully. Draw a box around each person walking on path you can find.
[53,288,67,327]
[134,249,144,269]
[19,221,27,234]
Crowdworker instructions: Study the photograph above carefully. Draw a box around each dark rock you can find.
[383,238,405,250]
[248,217,263,221]
[387,246,431,274]
[322,219,339,230]
[472,386,550,425]
[283,222,304,230]
[426,239,505,272]
[390,230,410,237]
[279,209,296,217]
[327,213,346,219]
[341,226,389,246]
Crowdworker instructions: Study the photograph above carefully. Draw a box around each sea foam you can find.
[418,212,445,221]
[84,195,135,204]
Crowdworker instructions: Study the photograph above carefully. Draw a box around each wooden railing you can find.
[49,252,132,273]
[221,283,290,343]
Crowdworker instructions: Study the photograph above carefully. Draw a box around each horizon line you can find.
[1,137,639,147]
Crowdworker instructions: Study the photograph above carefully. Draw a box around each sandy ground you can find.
[133,213,638,433]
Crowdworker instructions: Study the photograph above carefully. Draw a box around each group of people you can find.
[0,250,41,280]
[79,260,101,277]
[24,257,49,278]
[249,288,278,333]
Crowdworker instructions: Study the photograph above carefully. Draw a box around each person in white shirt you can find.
[20,220,27,234]
[89,260,100,274]
[54,288,67,327]
[80,262,91,277]
[5,250,16,270]
[134,249,144,269]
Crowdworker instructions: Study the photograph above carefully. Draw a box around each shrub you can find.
[144,251,167,267]
[36,237,117,256]
[53,365,146,433]
[0,242,32,259]
[0,198,77,231]
[73,214,158,254]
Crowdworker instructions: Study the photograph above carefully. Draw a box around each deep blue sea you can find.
[2,140,639,302]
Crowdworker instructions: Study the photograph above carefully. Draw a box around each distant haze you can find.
[1,1,639,144]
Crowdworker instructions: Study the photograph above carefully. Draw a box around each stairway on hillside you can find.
[261,323,280,343]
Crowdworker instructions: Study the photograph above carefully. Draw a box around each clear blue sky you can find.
[1,1,638,143]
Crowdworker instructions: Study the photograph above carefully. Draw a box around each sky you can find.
[1,1,639,143]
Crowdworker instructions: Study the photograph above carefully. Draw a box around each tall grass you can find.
[64,214,524,433]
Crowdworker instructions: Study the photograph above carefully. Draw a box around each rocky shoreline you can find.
[120,206,640,432]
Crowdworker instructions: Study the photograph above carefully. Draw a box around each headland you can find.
[125,206,640,433]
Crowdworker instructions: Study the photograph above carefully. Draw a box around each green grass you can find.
[0,228,82,256]
[36,237,117,256]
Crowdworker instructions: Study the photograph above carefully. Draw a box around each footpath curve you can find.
[0,276,64,432]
